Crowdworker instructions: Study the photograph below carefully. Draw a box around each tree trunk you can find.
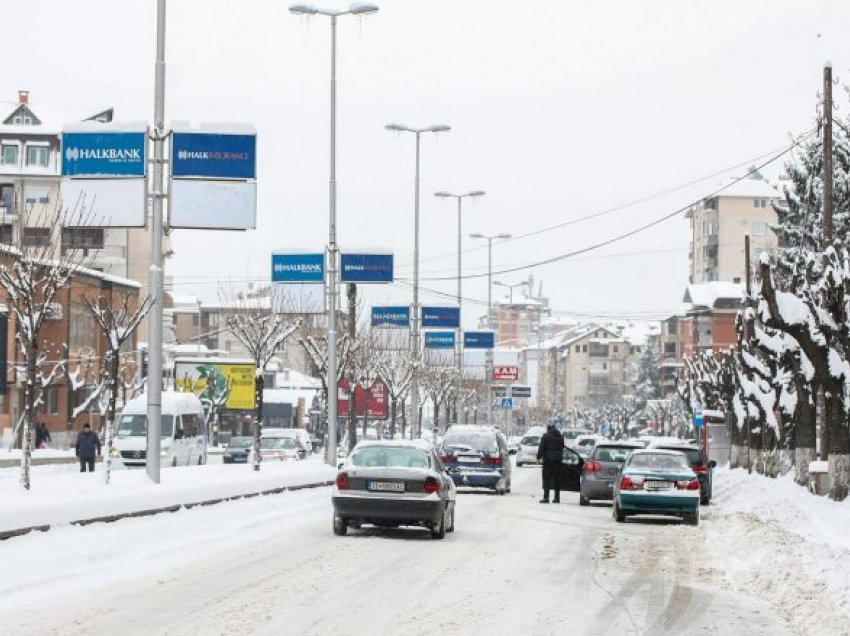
[347,384,357,454]
[400,397,407,439]
[104,353,120,485]
[20,342,37,490]
[390,398,397,439]
[253,373,264,472]
[432,395,439,436]
[825,390,850,500]
[794,380,816,486]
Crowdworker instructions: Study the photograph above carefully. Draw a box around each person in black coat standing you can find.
[537,424,565,503]
[75,424,101,472]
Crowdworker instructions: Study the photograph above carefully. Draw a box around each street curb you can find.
[0,479,334,541]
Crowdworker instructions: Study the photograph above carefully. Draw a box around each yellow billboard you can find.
[174,358,256,410]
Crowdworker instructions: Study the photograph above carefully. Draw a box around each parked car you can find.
[439,425,512,494]
[223,436,252,464]
[515,426,545,467]
[649,441,716,504]
[612,449,701,525]
[264,427,311,459]
[579,441,644,505]
[332,440,457,539]
[573,434,605,458]
[256,435,301,462]
[559,446,584,493]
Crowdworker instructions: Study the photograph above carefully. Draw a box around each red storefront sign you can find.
[337,378,389,418]
[492,365,519,381]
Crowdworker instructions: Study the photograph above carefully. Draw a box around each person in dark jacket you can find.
[537,424,565,503]
[75,424,101,472]
[35,422,52,449]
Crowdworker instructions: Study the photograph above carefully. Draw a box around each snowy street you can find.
[3,464,836,635]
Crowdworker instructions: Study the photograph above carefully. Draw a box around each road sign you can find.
[172,131,257,179]
[421,306,460,328]
[340,252,394,284]
[371,306,410,327]
[271,252,325,283]
[62,130,147,177]
[491,385,507,397]
[694,410,704,428]
[463,330,495,349]
[492,365,519,381]
[424,331,455,349]
[499,397,515,409]
[511,385,531,398]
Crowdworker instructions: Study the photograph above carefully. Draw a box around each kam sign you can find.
[340,252,393,284]
[492,365,519,381]
[371,306,410,327]
[421,306,460,328]
[172,132,257,180]
[463,331,495,349]
[424,331,455,349]
[271,253,325,283]
[62,131,147,177]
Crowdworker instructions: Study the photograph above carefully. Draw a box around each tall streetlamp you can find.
[470,232,511,428]
[290,2,379,465]
[493,279,529,307]
[434,189,485,423]
[386,124,451,438]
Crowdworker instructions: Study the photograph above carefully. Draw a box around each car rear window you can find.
[228,437,252,449]
[443,431,498,453]
[629,452,689,471]
[655,446,701,465]
[593,446,638,463]
[351,446,431,469]
[521,435,540,446]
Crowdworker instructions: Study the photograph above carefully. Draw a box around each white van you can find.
[112,391,207,468]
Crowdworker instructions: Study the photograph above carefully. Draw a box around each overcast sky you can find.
[6,0,850,328]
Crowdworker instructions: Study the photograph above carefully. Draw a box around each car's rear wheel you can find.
[613,501,626,523]
[685,510,699,526]
[516,461,523,467]
[446,504,455,533]
[431,510,446,540]
[333,515,348,536]
[579,493,590,506]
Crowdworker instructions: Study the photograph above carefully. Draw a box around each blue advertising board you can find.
[62,131,146,177]
[340,252,393,284]
[172,132,257,180]
[463,331,495,349]
[371,306,410,327]
[271,253,325,283]
[424,331,456,349]
[421,306,460,328]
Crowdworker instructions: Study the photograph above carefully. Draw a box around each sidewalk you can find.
[0,459,336,539]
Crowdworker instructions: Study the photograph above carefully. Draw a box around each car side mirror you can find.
[708,460,717,469]
[337,462,345,470]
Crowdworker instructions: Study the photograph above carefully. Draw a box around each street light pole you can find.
[290,3,378,465]
[434,190,485,424]
[470,232,511,428]
[387,124,450,438]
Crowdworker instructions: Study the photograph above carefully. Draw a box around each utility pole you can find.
[744,233,752,475]
[347,283,357,453]
[823,62,834,243]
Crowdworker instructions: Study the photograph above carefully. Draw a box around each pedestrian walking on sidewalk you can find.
[75,424,101,472]
[35,421,52,449]
[537,424,565,503]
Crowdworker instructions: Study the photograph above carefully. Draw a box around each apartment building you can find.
[688,173,783,284]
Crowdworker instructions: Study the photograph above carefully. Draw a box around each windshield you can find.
[521,435,540,446]
[655,446,701,465]
[261,437,297,450]
[593,445,639,463]
[228,437,252,449]
[628,452,690,472]
[562,429,582,440]
[351,446,431,469]
[116,414,174,438]
[443,431,497,453]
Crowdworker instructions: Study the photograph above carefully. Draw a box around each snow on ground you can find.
[0,457,335,534]
[710,467,850,634]
[0,448,75,460]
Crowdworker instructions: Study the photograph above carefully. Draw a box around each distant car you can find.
[515,429,544,467]
[573,434,604,458]
[579,441,644,505]
[439,425,512,494]
[507,436,522,455]
[258,436,301,462]
[562,428,586,446]
[332,440,457,539]
[612,449,701,525]
[223,436,252,464]
[649,441,716,504]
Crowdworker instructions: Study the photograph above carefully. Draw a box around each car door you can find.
[560,447,583,491]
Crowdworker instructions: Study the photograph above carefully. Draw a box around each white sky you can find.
[5,0,850,327]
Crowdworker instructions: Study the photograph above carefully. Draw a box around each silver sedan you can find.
[332,440,457,540]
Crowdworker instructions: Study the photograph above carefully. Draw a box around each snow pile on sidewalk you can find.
[0,459,335,534]
[0,448,75,460]
[710,468,850,633]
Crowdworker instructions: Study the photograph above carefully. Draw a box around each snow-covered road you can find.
[2,465,802,635]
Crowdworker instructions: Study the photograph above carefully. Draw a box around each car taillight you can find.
[335,472,350,490]
[692,464,708,474]
[686,479,700,490]
[584,460,602,473]
[619,476,639,490]
[441,455,456,463]
[483,455,502,466]
[423,476,441,494]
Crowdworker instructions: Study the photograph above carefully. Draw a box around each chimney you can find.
[18,90,29,105]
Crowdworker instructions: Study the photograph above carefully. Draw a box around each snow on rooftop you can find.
[716,176,782,200]
[684,281,744,308]
[122,391,202,414]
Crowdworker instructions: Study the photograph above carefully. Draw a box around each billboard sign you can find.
[337,378,389,418]
[271,252,325,283]
[340,252,393,284]
[463,330,495,349]
[424,331,455,349]
[169,179,256,229]
[421,306,460,328]
[62,131,147,178]
[511,385,532,398]
[492,365,519,381]
[172,132,257,180]
[60,178,147,227]
[173,358,256,410]
[371,306,410,328]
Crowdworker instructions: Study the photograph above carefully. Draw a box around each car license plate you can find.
[644,480,671,490]
[457,456,480,463]
[367,481,405,492]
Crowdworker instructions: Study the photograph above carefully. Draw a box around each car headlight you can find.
[110,448,120,458]
[160,449,169,457]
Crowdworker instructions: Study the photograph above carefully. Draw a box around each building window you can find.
[575,345,580,353]
[12,114,33,125]
[613,345,619,353]
[1,145,18,165]
[751,221,768,236]
[61,227,104,252]
[192,314,200,327]
[25,145,49,167]
[733,276,742,284]
[703,222,717,235]
[582,344,588,353]
[753,198,767,208]
[664,342,677,355]
[23,186,50,204]
[22,227,50,247]
[0,225,11,244]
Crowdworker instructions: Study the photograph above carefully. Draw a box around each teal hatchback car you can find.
[612,449,701,526]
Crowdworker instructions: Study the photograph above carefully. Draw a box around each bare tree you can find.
[83,292,152,484]
[374,348,414,438]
